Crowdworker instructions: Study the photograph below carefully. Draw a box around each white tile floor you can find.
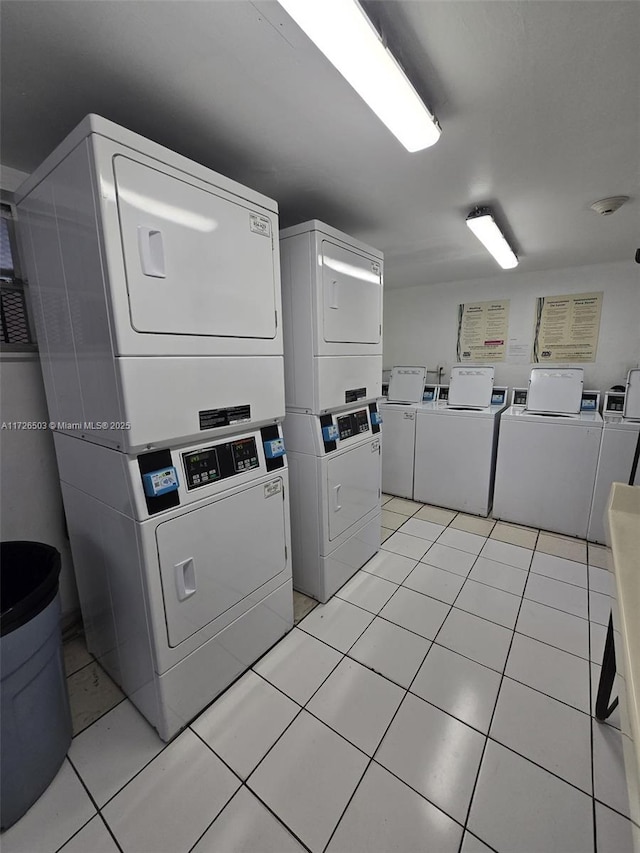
[2,501,638,853]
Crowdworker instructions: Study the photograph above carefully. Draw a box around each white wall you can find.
[1,165,79,622]
[383,260,640,392]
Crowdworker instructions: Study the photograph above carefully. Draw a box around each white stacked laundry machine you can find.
[16,115,293,740]
[493,367,603,538]
[588,369,640,544]
[280,220,383,603]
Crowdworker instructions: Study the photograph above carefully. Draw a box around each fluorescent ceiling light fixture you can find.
[278,0,441,152]
[466,208,518,270]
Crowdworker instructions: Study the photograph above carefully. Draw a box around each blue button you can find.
[370,412,382,426]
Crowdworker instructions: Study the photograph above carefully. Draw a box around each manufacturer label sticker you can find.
[250,213,271,237]
[372,262,381,275]
[403,411,415,420]
[264,480,282,498]
[371,439,380,452]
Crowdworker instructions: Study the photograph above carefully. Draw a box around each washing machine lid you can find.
[526,367,584,414]
[387,366,427,403]
[624,369,640,420]
[448,366,494,408]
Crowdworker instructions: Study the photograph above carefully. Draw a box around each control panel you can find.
[604,391,626,414]
[422,385,437,403]
[512,388,528,406]
[320,403,380,453]
[337,409,370,440]
[491,387,508,406]
[183,436,259,490]
[580,391,601,412]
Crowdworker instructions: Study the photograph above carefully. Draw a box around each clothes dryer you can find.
[493,369,603,538]
[54,427,292,741]
[17,115,284,452]
[588,370,640,544]
[413,366,507,516]
[379,367,427,499]
[284,403,382,602]
[279,220,383,413]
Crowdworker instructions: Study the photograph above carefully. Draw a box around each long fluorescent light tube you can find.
[466,209,518,270]
[278,0,441,152]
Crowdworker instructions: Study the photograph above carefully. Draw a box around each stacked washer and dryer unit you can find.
[588,369,640,544]
[280,221,384,603]
[16,115,293,741]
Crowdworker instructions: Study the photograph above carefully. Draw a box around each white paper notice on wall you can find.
[456,300,510,362]
[532,292,603,363]
[506,338,530,364]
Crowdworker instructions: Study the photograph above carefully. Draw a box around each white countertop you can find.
[607,483,640,833]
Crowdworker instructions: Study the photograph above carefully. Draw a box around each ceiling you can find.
[1,0,638,289]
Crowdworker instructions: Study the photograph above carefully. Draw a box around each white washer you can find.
[379,367,428,499]
[284,405,382,603]
[54,427,292,742]
[493,368,603,538]
[588,371,640,544]
[413,367,508,516]
[279,220,383,413]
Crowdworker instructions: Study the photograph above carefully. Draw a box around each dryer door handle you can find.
[333,484,342,512]
[329,279,339,309]
[137,226,166,278]
[175,558,196,601]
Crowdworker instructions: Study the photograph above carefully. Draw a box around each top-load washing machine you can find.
[379,366,428,499]
[493,367,603,538]
[16,114,285,452]
[17,116,293,740]
[588,369,640,544]
[413,366,508,516]
[279,220,383,413]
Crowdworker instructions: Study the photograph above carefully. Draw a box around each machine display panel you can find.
[337,414,354,440]
[231,437,259,473]
[354,409,370,434]
[337,410,370,440]
[183,447,221,490]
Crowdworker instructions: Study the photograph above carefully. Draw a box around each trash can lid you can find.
[1,541,61,637]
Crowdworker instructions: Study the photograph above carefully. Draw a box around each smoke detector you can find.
[589,196,629,215]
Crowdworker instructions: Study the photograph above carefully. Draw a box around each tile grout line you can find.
[185,731,315,853]
[58,758,126,853]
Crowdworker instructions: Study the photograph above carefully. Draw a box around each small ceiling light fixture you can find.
[277,0,441,152]
[466,207,518,270]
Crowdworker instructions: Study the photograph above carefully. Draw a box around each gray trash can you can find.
[1,541,72,830]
